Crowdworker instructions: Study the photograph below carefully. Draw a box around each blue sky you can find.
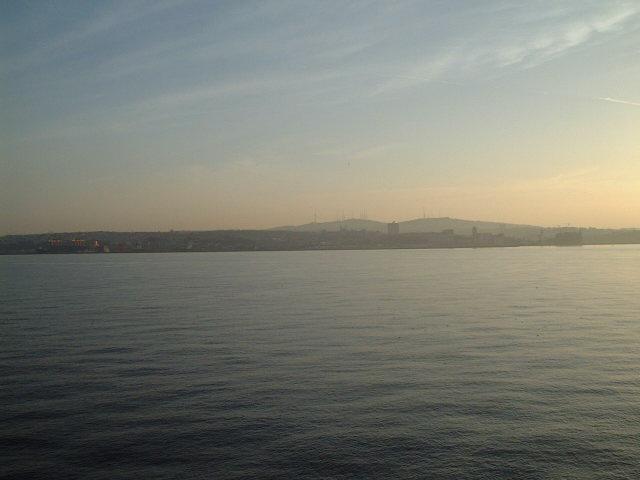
[2,0,639,233]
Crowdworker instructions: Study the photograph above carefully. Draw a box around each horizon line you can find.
[4,215,640,237]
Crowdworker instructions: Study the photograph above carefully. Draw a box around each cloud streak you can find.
[596,97,640,108]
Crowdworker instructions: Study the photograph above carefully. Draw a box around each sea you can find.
[1,246,639,479]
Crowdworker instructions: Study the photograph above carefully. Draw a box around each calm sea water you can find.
[1,246,639,479]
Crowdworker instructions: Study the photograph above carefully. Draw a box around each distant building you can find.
[388,222,400,235]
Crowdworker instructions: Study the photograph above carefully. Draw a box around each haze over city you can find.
[2,0,639,234]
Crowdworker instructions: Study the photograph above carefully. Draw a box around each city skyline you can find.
[2,0,639,234]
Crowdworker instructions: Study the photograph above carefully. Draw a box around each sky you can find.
[1,0,639,234]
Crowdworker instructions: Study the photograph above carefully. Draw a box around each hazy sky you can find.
[2,0,639,234]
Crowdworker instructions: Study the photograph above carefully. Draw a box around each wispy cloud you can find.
[368,2,638,95]
[368,54,458,96]
[2,0,190,75]
[499,4,638,69]
[596,97,640,108]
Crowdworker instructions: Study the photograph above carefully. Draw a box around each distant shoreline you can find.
[5,242,640,256]
[4,220,640,255]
